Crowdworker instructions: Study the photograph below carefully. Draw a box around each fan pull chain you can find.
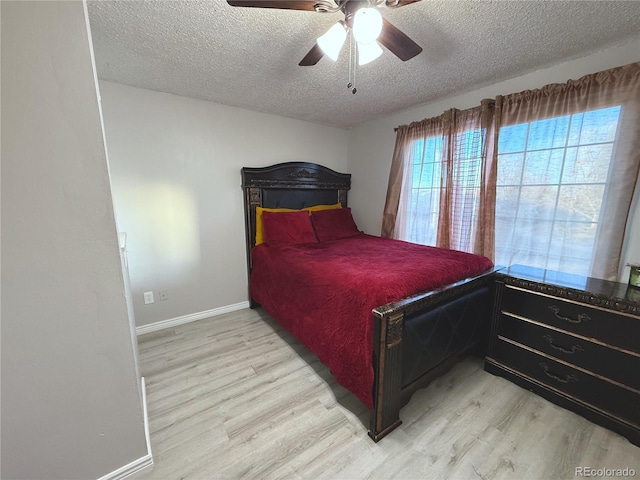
[347,31,357,94]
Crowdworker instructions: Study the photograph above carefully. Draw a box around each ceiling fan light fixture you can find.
[317,21,347,61]
[353,7,383,44]
[357,40,383,65]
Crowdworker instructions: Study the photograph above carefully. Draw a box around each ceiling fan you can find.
[226,0,423,67]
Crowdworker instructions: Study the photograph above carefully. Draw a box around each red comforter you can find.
[250,234,494,410]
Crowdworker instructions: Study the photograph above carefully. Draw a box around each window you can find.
[405,129,484,251]
[495,106,621,276]
[385,64,639,280]
[405,137,442,247]
[404,106,621,277]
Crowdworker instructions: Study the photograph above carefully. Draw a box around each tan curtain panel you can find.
[381,125,411,238]
[497,62,640,280]
[381,117,444,239]
[381,103,497,259]
[436,103,497,257]
[478,98,500,256]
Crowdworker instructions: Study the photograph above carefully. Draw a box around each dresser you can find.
[485,265,640,446]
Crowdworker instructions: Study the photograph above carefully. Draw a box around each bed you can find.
[241,162,497,441]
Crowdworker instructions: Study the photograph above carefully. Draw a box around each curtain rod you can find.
[392,100,496,133]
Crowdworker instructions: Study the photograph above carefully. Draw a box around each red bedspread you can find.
[250,234,494,410]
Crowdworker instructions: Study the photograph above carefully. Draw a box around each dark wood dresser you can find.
[485,265,640,446]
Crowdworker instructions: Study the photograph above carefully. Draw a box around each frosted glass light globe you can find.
[353,8,383,45]
[357,40,383,65]
[317,21,348,61]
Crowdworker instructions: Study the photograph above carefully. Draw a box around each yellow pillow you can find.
[254,203,342,245]
[305,203,342,212]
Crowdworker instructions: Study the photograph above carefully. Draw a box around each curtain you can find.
[497,62,640,280]
[381,123,413,239]
[381,102,497,259]
[381,116,443,240]
[383,62,640,279]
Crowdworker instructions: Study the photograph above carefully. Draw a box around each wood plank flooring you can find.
[137,308,640,480]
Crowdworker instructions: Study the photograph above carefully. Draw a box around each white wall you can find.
[347,39,640,282]
[99,82,349,327]
[1,1,148,479]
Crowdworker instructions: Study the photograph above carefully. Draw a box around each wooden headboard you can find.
[241,162,351,273]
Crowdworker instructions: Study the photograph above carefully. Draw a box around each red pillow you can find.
[261,210,318,245]
[310,208,361,241]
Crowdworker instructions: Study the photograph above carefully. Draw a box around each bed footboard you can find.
[369,270,496,441]
[370,310,405,441]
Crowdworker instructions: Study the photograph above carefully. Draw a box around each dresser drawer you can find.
[501,286,640,352]
[492,338,640,427]
[498,313,640,390]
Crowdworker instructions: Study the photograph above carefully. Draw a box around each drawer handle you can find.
[542,335,583,354]
[548,305,590,324]
[538,362,578,384]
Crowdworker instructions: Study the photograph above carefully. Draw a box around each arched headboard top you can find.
[242,162,351,191]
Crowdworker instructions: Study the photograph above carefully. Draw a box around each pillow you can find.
[305,203,342,212]
[311,207,361,242]
[262,210,318,246]
[255,207,296,245]
[255,203,342,245]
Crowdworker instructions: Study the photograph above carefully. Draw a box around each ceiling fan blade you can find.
[385,0,422,7]
[378,17,422,61]
[226,1,318,11]
[299,43,324,66]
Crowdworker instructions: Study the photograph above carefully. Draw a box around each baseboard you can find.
[97,378,153,480]
[135,301,251,336]
[140,377,153,476]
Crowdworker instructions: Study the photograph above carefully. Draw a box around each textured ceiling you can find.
[87,0,640,128]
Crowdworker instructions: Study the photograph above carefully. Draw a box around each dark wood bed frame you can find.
[241,162,497,442]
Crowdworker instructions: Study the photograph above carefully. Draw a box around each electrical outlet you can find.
[143,291,154,304]
[159,290,168,301]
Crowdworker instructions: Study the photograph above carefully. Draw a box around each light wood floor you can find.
[137,308,639,480]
